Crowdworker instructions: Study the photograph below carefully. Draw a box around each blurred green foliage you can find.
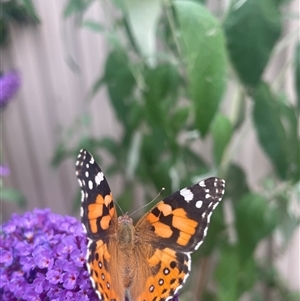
[53,0,299,300]
[0,0,40,45]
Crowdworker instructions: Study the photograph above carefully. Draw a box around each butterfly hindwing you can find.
[132,247,190,301]
[76,149,117,240]
[87,239,124,301]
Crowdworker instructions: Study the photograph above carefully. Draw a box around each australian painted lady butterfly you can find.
[76,149,225,301]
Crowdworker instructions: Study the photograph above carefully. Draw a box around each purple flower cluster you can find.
[0,70,21,108]
[0,208,99,301]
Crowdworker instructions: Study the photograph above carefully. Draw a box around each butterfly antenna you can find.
[114,199,124,215]
[129,187,165,218]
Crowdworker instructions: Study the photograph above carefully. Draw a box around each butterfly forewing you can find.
[136,177,225,253]
[76,149,117,240]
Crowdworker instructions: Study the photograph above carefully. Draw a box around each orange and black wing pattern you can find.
[136,177,225,252]
[134,177,225,301]
[75,149,117,240]
[76,149,122,301]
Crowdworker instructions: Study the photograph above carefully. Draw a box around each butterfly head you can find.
[118,214,133,224]
[117,214,135,245]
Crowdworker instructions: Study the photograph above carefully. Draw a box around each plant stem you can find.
[162,0,183,59]
[195,257,212,300]
[263,236,274,301]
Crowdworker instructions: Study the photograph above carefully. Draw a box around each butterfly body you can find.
[76,149,225,301]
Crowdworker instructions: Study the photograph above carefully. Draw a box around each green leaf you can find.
[77,137,103,157]
[97,137,121,162]
[123,0,162,65]
[211,114,232,165]
[140,135,173,194]
[181,147,208,176]
[235,193,278,260]
[103,50,136,125]
[2,1,38,24]
[275,187,300,247]
[64,0,94,18]
[1,187,26,207]
[51,142,71,167]
[277,99,300,181]
[225,163,249,202]
[237,257,258,295]
[232,89,247,130]
[0,19,8,46]
[174,1,227,136]
[169,106,189,134]
[89,75,105,99]
[20,0,40,23]
[141,129,166,167]
[82,20,104,32]
[144,64,180,127]
[295,42,300,110]
[224,0,282,87]
[214,245,240,301]
[253,83,289,179]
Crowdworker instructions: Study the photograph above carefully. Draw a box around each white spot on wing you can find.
[85,171,89,178]
[180,188,193,202]
[196,200,203,208]
[80,191,85,202]
[205,193,211,199]
[213,202,219,210]
[82,224,87,234]
[194,240,203,250]
[95,172,104,186]
[88,180,93,190]
[207,212,212,223]
[199,180,205,187]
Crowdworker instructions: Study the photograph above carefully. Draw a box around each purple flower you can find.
[0,164,10,177]
[0,70,21,107]
[0,208,99,301]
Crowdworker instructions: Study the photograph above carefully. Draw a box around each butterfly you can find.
[75,149,225,301]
